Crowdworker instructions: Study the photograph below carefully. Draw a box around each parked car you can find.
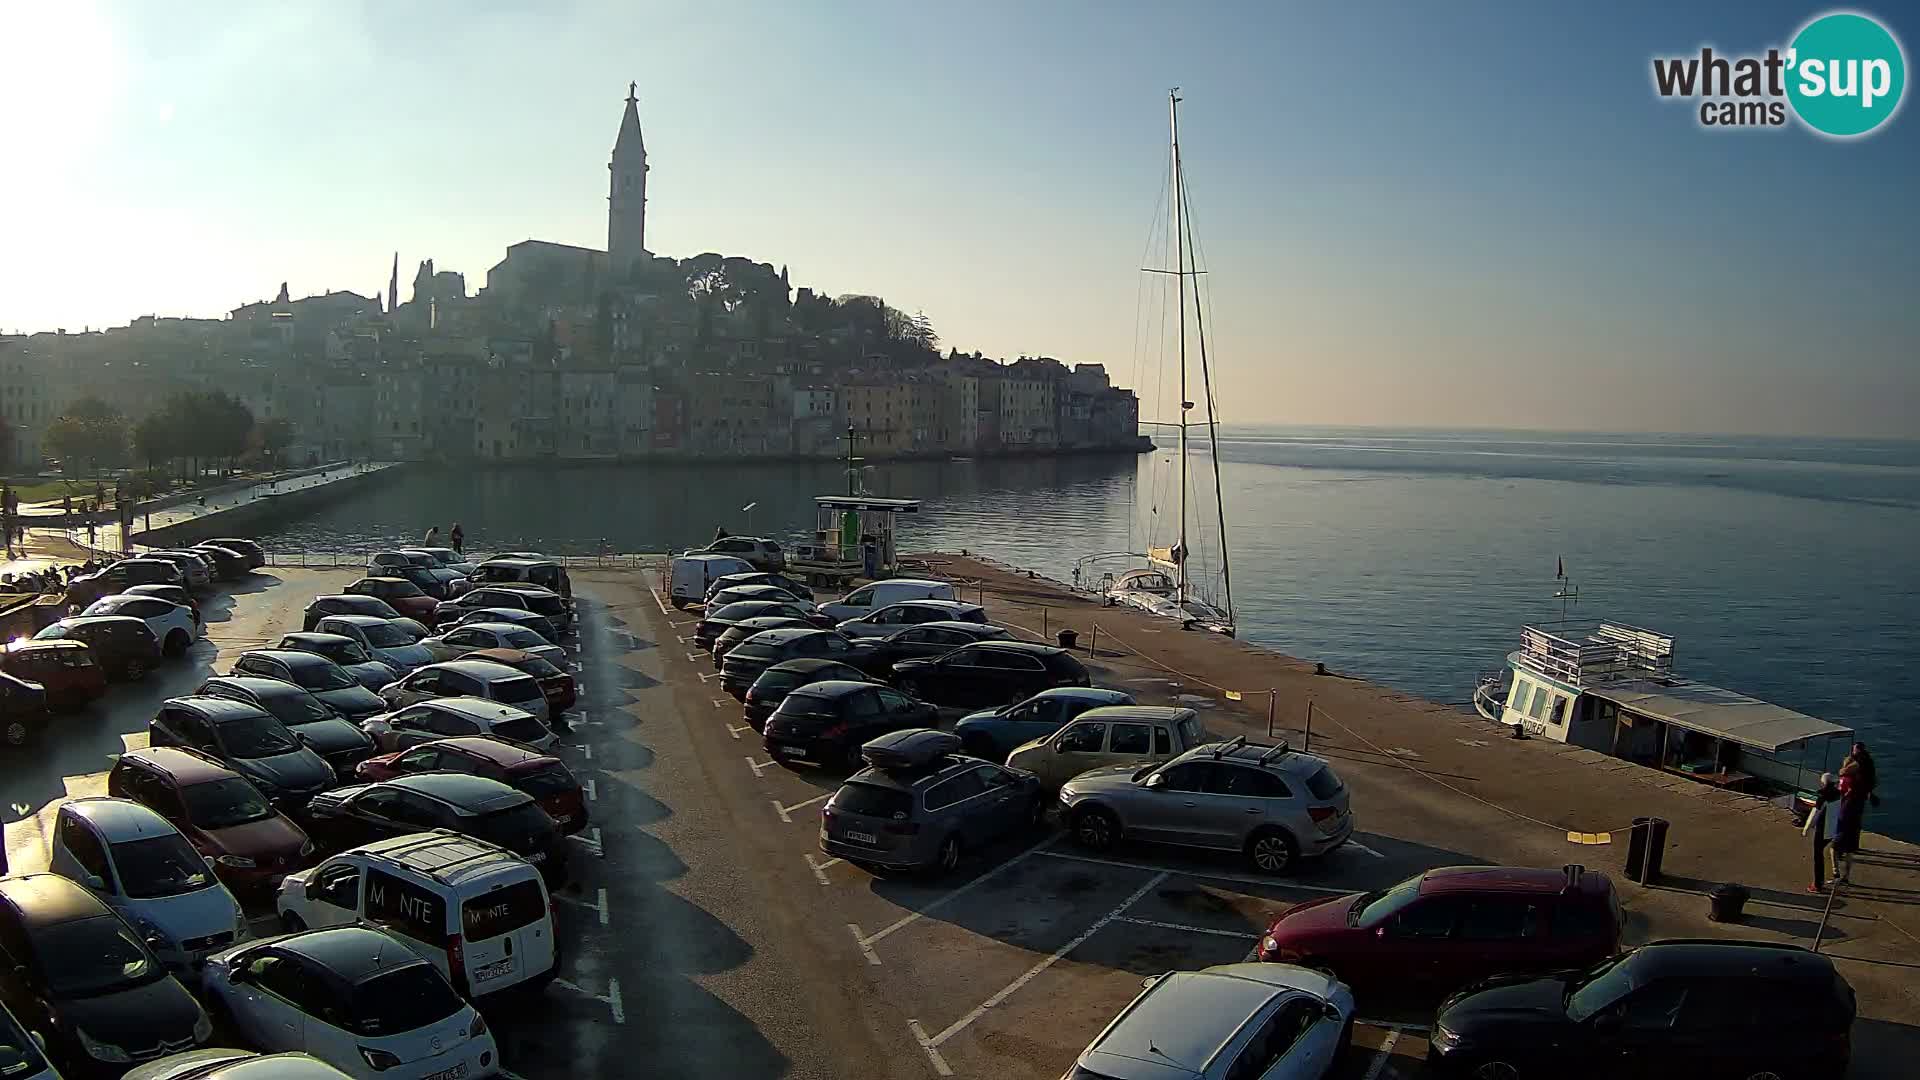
[1428,940,1855,1080]
[46,799,247,973]
[122,584,201,624]
[199,538,266,570]
[309,615,433,674]
[0,999,59,1080]
[355,736,587,833]
[818,578,956,624]
[303,774,567,883]
[821,729,1044,874]
[301,596,424,638]
[667,554,754,607]
[1059,738,1353,875]
[953,687,1137,763]
[763,680,940,770]
[200,926,498,1079]
[688,535,784,571]
[343,578,438,622]
[360,697,555,753]
[0,672,49,749]
[275,833,557,1001]
[447,607,558,645]
[466,583,571,633]
[848,621,1010,676]
[719,628,874,699]
[147,697,337,809]
[742,659,871,731]
[138,553,212,591]
[465,558,570,601]
[1260,865,1623,1000]
[125,1051,353,1080]
[384,563,463,602]
[34,616,162,681]
[417,623,565,668]
[272,634,401,691]
[195,677,376,778]
[78,595,198,659]
[454,648,575,715]
[834,599,990,640]
[706,584,811,611]
[410,546,477,576]
[0,640,106,713]
[0,874,213,1074]
[704,570,813,602]
[366,551,434,577]
[64,559,183,608]
[711,616,813,662]
[1069,963,1354,1080]
[1007,705,1209,789]
[695,600,829,650]
[376,660,551,725]
[226,652,386,721]
[107,747,316,894]
[428,588,541,631]
[892,640,1091,709]
[185,544,250,581]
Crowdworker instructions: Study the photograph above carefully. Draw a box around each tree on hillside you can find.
[44,398,128,475]
[256,417,294,466]
[133,412,176,475]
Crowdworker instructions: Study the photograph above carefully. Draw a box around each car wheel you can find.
[164,630,190,657]
[1246,828,1299,875]
[281,912,307,932]
[1469,1060,1521,1080]
[1740,1073,1786,1080]
[1072,806,1119,852]
[3,718,32,746]
[123,657,148,681]
[934,835,962,875]
[843,741,866,773]
[1026,794,1048,827]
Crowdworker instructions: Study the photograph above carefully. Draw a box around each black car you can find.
[201,537,267,569]
[891,641,1091,709]
[148,697,337,808]
[451,606,560,644]
[696,600,829,650]
[850,621,1012,677]
[196,676,376,778]
[304,773,568,883]
[763,680,940,770]
[1429,939,1856,1080]
[386,562,457,600]
[0,672,49,748]
[186,544,250,580]
[719,628,874,699]
[33,616,161,681]
[0,874,211,1075]
[227,650,387,720]
[303,594,405,631]
[705,570,814,602]
[743,659,872,731]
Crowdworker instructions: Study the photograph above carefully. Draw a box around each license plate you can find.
[783,745,808,759]
[524,850,547,863]
[844,830,877,844]
[473,957,516,983]
[424,1064,469,1080]
[553,813,573,825]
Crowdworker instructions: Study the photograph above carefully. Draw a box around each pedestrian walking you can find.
[1833,742,1878,878]
[1804,773,1842,892]
[449,523,465,554]
[424,525,440,545]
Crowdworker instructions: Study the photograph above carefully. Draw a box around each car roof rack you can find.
[1257,742,1291,765]
[1562,864,1584,891]
[1211,735,1248,758]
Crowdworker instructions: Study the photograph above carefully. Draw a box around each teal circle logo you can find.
[1787,12,1906,137]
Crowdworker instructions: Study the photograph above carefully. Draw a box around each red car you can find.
[345,576,440,621]
[355,735,589,833]
[1258,864,1622,998]
[106,745,316,893]
[0,640,108,711]
[459,646,576,714]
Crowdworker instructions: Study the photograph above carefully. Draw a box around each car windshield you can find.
[470,801,555,851]
[1304,765,1343,801]
[1566,953,1643,1021]
[384,580,424,598]
[516,763,576,796]
[752,670,805,696]
[1355,877,1423,927]
[518,655,563,678]
[289,662,357,692]
[0,1008,49,1077]
[183,777,277,830]
[732,643,778,662]
[832,782,913,819]
[501,628,547,650]
[36,917,163,997]
[362,622,413,647]
[492,676,545,705]
[260,690,333,726]
[350,965,465,1036]
[215,714,300,758]
[354,598,401,619]
[111,834,217,899]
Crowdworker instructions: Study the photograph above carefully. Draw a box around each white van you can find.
[819,578,958,624]
[276,831,558,999]
[669,554,755,608]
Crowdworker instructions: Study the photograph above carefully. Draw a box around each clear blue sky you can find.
[2,1,1913,436]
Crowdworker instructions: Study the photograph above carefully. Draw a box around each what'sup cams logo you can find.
[1652,10,1906,137]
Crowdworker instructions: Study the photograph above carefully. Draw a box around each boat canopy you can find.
[1587,681,1853,753]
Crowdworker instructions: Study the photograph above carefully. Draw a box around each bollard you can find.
[1266,690,1277,738]
[1089,625,1099,657]
[1042,607,1049,639]
[1303,698,1314,753]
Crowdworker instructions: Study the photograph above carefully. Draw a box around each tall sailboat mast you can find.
[1170,87,1189,608]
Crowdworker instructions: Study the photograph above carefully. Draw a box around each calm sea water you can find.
[257,429,1919,839]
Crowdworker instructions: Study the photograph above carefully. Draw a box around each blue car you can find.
[953,686,1136,762]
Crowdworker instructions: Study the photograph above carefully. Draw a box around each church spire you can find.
[608,81,649,274]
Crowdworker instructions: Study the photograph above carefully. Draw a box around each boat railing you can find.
[1518,621,1675,686]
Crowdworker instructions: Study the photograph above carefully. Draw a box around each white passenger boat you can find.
[1480,620,1852,799]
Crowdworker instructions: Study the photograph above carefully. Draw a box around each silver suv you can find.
[1057,736,1353,875]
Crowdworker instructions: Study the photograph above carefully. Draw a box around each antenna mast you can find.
[1170,87,1189,608]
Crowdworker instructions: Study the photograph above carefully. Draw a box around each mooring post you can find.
[1303,698,1314,753]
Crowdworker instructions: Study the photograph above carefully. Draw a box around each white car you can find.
[124,1050,354,1080]
[201,926,499,1080]
[79,594,200,658]
[1070,963,1354,1080]
[313,615,434,673]
[417,622,568,668]
[46,798,247,971]
[360,697,556,752]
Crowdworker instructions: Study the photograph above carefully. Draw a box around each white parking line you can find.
[1361,1030,1400,1080]
[583,777,597,802]
[686,652,705,663]
[806,854,842,885]
[579,743,592,761]
[648,586,670,616]
[772,792,830,823]
[908,1019,954,1077]
[552,975,625,1024]
[711,697,731,708]
[1346,840,1386,860]
[853,837,1056,954]
[918,872,1169,1060]
[554,887,610,925]
[569,828,604,858]
[1112,914,1257,941]
[1036,848,1353,894]
[746,756,774,777]
[727,724,751,741]
[697,671,719,682]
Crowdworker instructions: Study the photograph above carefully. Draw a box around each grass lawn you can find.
[3,478,113,503]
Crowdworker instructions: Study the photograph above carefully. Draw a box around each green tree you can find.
[257,417,295,465]
[44,398,128,475]
[133,411,177,476]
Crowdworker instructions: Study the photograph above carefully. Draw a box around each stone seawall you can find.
[131,464,407,547]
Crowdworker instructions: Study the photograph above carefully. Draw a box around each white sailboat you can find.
[1074,89,1235,636]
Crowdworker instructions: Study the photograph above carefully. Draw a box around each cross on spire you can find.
[627,81,637,104]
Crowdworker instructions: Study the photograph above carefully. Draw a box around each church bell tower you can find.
[608,82,649,276]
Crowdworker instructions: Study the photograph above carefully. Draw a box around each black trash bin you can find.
[1057,629,1078,650]
[1708,883,1751,922]
[1625,816,1671,884]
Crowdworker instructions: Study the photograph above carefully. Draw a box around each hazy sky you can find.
[2,1,1914,437]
